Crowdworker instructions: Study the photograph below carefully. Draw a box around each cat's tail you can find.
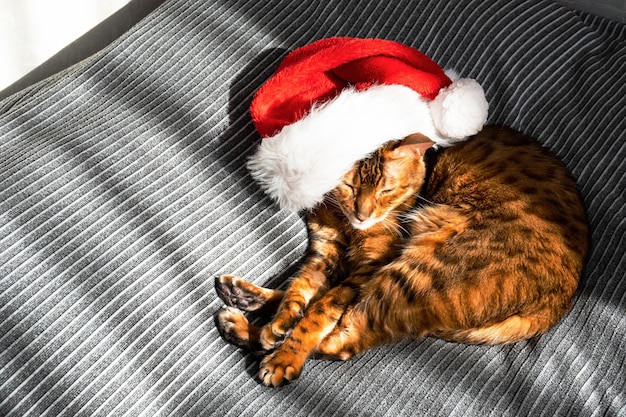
[433,313,558,345]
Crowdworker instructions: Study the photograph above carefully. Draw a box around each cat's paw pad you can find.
[215,275,266,311]
[215,306,252,348]
[259,350,303,387]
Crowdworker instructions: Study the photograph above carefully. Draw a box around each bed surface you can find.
[1,0,625,416]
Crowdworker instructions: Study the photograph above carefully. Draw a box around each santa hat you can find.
[247,37,488,211]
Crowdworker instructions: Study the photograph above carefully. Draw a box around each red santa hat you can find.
[248,37,488,211]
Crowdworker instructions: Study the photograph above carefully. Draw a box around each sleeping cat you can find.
[215,125,589,387]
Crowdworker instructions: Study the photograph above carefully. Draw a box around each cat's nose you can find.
[355,198,374,221]
[356,212,370,222]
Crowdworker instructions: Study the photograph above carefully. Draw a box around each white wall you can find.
[0,0,132,92]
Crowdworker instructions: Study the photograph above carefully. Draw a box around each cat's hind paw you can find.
[215,275,282,312]
[215,307,269,356]
[215,306,254,348]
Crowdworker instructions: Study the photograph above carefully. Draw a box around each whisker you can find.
[395,221,410,236]
[382,216,406,238]
[413,193,434,205]
[324,195,341,210]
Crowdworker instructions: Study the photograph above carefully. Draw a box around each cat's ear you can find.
[392,133,435,159]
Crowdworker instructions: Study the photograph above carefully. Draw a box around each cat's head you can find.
[331,133,433,230]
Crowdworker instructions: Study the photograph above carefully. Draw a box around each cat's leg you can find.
[214,276,283,354]
[258,266,331,350]
[259,241,421,385]
[258,283,358,387]
[215,275,284,312]
[215,265,336,352]
[315,301,393,361]
[315,264,435,360]
[317,272,561,356]
[259,210,347,351]
[215,206,345,354]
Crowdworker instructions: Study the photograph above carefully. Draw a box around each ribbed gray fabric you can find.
[1,0,624,416]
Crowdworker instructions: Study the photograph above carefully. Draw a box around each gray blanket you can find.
[1,0,624,416]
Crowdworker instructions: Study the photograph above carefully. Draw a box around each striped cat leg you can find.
[316,265,436,360]
[214,272,331,353]
[215,275,284,312]
[258,283,358,387]
[259,207,348,351]
[258,268,332,351]
[315,303,390,361]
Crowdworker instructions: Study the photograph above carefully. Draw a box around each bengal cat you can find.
[215,125,589,387]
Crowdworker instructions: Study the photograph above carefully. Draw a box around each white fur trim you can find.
[444,69,460,80]
[248,84,451,211]
[429,78,488,139]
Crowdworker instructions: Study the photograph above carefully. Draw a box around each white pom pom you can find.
[429,78,488,139]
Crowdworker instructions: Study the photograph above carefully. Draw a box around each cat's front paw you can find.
[259,301,303,350]
[259,349,304,387]
[215,275,268,312]
[259,320,294,350]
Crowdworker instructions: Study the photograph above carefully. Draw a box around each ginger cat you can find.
[215,125,589,387]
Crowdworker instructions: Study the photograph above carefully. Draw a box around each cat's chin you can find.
[350,217,382,230]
